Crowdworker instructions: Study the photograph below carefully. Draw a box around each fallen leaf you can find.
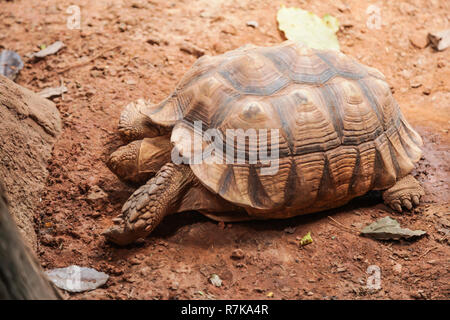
[32,41,65,59]
[361,216,427,240]
[300,231,313,246]
[38,85,68,98]
[277,6,340,50]
[45,265,109,293]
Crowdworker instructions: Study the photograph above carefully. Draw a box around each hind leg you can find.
[382,175,424,212]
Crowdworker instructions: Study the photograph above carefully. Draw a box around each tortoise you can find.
[103,40,424,245]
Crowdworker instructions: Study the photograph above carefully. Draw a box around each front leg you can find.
[382,175,424,212]
[118,99,169,141]
[103,163,195,245]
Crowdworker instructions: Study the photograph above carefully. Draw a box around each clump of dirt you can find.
[1,0,448,299]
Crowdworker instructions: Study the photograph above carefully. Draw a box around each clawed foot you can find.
[102,226,135,246]
[103,163,193,246]
[382,175,424,213]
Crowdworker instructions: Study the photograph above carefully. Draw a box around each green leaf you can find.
[322,14,340,33]
[300,231,313,246]
[277,6,340,51]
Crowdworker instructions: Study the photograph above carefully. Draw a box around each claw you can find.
[412,195,420,206]
[402,198,413,210]
[391,202,403,213]
[102,226,138,246]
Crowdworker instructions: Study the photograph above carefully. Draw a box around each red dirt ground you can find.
[1,0,449,299]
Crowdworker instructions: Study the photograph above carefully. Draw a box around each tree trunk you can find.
[0,177,62,299]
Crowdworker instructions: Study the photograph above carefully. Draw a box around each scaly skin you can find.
[118,99,167,141]
[107,140,142,183]
[382,175,424,212]
[103,163,195,245]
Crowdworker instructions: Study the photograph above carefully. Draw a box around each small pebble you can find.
[246,21,259,28]
[393,263,402,274]
[231,248,244,260]
[209,274,222,287]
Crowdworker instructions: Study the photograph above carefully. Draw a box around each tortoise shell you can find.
[141,41,422,217]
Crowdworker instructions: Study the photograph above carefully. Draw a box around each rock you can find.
[393,263,402,274]
[147,37,161,45]
[90,70,103,78]
[212,41,227,54]
[409,33,429,49]
[337,2,350,12]
[280,286,291,292]
[112,216,123,224]
[410,289,426,299]
[410,77,422,88]
[40,234,59,247]
[246,21,259,28]
[130,1,147,9]
[209,274,222,287]
[284,227,295,234]
[399,69,413,79]
[180,42,205,58]
[0,50,24,80]
[147,35,169,46]
[0,75,62,250]
[231,248,245,260]
[222,24,237,35]
[87,185,108,202]
[428,29,450,51]
[118,23,127,32]
[129,258,141,265]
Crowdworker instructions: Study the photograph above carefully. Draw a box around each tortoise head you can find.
[107,135,172,185]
